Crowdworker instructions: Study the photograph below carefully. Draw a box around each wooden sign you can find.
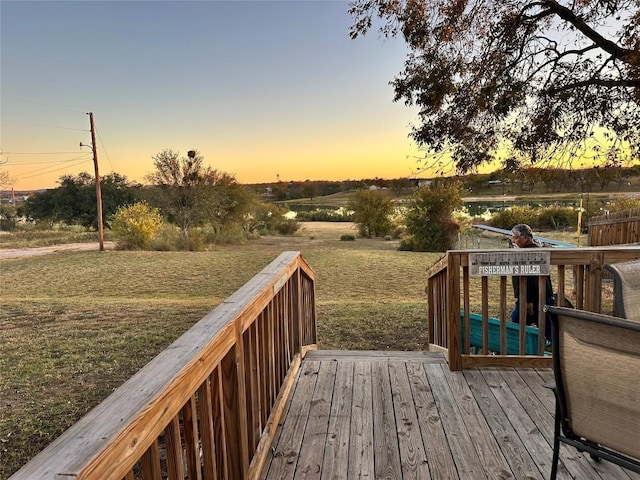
[469,251,551,276]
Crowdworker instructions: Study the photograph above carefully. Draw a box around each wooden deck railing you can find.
[10,251,317,480]
[426,247,640,371]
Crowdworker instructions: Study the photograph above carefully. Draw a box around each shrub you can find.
[248,202,301,236]
[275,219,301,235]
[491,205,578,231]
[490,205,537,230]
[0,204,18,231]
[402,181,462,251]
[150,224,181,251]
[604,198,640,213]
[179,228,206,251]
[391,225,406,239]
[296,208,353,222]
[202,224,250,245]
[536,206,577,229]
[340,233,356,241]
[111,202,163,250]
[348,189,393,238]
[398,236,416,251]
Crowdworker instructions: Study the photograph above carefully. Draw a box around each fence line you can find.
[588,207,640,246]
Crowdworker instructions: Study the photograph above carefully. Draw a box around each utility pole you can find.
[81,112,105,252]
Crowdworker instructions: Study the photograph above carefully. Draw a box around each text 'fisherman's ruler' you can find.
[469,251,551,277]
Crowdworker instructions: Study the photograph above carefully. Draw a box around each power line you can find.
[6,156,91,165]
[2,95,87,115]
[1,151,87,155]
[16,160,91,181]
[4,120,88,131]
[96,130,115,172]
[12,155,92,180]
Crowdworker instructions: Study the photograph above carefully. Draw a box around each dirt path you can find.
[0,242,116,260]
[0,223,353,260]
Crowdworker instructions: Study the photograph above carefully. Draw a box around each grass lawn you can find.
[0,222,440,477]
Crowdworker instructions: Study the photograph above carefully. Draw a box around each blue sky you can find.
[1,0,429,190]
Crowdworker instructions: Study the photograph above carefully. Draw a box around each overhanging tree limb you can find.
[541,0,638,65]
[349,0,640,172]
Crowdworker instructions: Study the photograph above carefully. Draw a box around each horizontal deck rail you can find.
[10,251,317,480]
[426,247,640,370]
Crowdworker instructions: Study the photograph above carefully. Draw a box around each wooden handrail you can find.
[10,251,317,480]
[426,246,640,370]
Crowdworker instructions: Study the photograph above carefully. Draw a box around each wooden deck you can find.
[261,351,640,480]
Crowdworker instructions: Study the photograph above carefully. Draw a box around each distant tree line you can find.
[11,149,299,249]
[250,177,415,201]
[248,165,640,201]
[436,164,640,196]
[5,155,640,251]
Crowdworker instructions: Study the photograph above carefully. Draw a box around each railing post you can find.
[463,266,470,355]
[481,276,489,355]
[586,251,604,313]
[447,253,462,370]
[499,276,507,355]
[235,320,250,478]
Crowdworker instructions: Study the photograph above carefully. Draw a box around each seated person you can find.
[510,224,554,340]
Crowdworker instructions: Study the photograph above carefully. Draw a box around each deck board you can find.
[372,361,403,479]
[320,361,353,480]
[405,361,457,480]
[388,362,430,479]
[261,351,636,480]
[348,361,374,479]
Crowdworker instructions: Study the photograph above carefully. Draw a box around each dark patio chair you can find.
[544,305,640,479]
[604,260,640,320]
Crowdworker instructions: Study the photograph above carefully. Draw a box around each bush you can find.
[275,219,301,235]
[398,236,416,251]
[348,189,393,238]
[201,224,251,245]
[0,204,18,231]
[340,233,356,241]
[295,208,353,222]
[490,206,538,230]
[491,205,578,231]
[111,202,163,250]
[536,206,577,229]
[402,181,462,251]
[391,225,406,239]
[603,198,640,213]
[150,224,181,251]
[248,202,300,236]
[179,228,206,251]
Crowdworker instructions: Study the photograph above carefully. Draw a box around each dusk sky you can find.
[1,0,438,191]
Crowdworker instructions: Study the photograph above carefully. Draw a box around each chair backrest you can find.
[604,260,640,321]
[548,306,640,460]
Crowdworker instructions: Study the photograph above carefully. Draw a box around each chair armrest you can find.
[545,306,640,332]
